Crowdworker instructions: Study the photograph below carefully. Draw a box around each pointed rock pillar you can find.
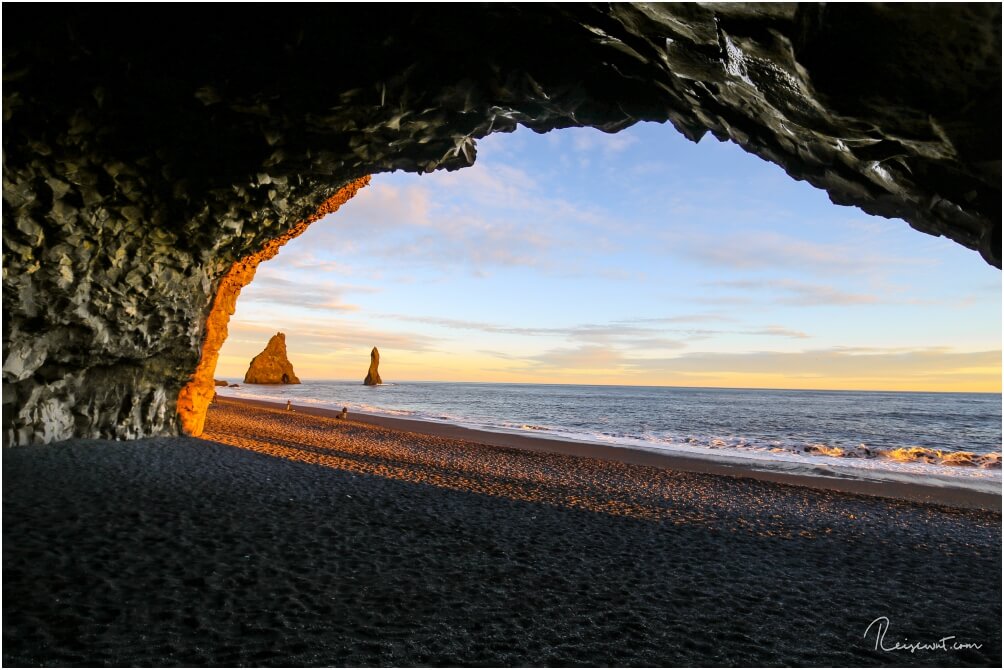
[363,347,382,386]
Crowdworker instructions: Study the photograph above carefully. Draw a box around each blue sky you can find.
[216,122,1001,391]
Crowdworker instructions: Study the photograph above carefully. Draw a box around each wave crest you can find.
[690,436,1000,469]
[880,447,1001,468]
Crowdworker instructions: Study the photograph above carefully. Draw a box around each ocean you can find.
[215,380,1002,489]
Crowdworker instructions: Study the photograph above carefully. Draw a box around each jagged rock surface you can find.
[364,348,382,386]
[244,333,301,385]
[2,5,999,444]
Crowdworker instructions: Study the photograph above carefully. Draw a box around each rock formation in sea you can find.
[364,348,382,386]
[244,333,301,385]
[214,379,228,387]
[2,5,999,444]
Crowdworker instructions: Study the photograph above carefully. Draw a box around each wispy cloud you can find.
[283,254,349,274]
[570,130,639,155]
[619,313,736,325]
[666,231,926,276]
[709,279,881,306]
[526,345,635,372]
[648,347,1001,382]
[381,315,565,337]
[744,325,811,339]
[278,163,622,278]
[379,313,811,353]
[478,345,1000,391]
[608,315,807,339]
[238,275,371,312]
[226,319,437,353]
[383,315,686,351]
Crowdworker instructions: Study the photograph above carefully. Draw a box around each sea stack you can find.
[363,347,382,386]
[244,332,301,384]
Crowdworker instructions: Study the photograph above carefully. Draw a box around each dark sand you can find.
[4,398,1001,666]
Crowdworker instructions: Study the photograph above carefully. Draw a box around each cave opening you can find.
[3,8,1000,667]
[199,122,1000,441]
[4,4,998,448]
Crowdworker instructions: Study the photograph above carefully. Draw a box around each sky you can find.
[215,122,1001,392]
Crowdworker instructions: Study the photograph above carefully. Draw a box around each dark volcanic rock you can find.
[244,333,300,385]
[364,347,382,386]
[2,4,999,444]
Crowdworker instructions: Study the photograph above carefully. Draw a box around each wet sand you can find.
[3,397,1001,666]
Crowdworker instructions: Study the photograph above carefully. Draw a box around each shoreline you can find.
[223,396,1001,511]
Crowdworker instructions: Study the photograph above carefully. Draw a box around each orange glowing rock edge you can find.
[176,176,371,436]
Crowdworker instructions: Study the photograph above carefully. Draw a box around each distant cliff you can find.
[363,347,382,386]
[244,333,301,384]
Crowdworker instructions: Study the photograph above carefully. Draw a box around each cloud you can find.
[651,347,1001,381]
[381,314,688,350]
[427,162,541,207]
[612,316,807,339]
[280,161,625,278]
[237,275,371,312]
[570,130,639,155]
[384,312,810,345]
[480,345,1001,391]
[560,324,690,352]
[526,345,635,372]
[743,325,811,339]
[314,179,557,272]
[283,254,349,274]
[379,313,562,335]
[667,231,925,276]
[619,313,736,325]
[709,279,881,306]
[225,319,437,353]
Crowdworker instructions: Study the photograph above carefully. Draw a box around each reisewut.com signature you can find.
[864,616,983,653]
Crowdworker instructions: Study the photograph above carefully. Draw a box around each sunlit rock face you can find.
[3,5,999,445]
[364,348,383,387]
[175,179,368,437]
[243,333,301,386]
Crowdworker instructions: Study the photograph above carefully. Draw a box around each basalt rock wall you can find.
[3,4,1000,445]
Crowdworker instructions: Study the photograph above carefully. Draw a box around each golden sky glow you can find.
[217,323,1001,393]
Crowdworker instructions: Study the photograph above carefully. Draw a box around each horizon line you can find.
[214,377,1003,395]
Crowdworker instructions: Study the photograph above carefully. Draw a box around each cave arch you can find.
[176,177,369,436]
[3,4,999,445]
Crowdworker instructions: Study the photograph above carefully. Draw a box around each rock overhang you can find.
[2,3,1000,445]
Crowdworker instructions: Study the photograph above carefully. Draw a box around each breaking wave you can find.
[761,442,1001,468]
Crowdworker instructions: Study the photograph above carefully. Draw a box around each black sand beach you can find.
[231,397,1003,510]
[4,398,1001,666]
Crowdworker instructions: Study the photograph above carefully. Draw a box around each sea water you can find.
[215,381,1002,491]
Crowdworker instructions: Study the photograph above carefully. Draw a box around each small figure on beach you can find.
[285,400,293,412]
[338,407,349,420]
